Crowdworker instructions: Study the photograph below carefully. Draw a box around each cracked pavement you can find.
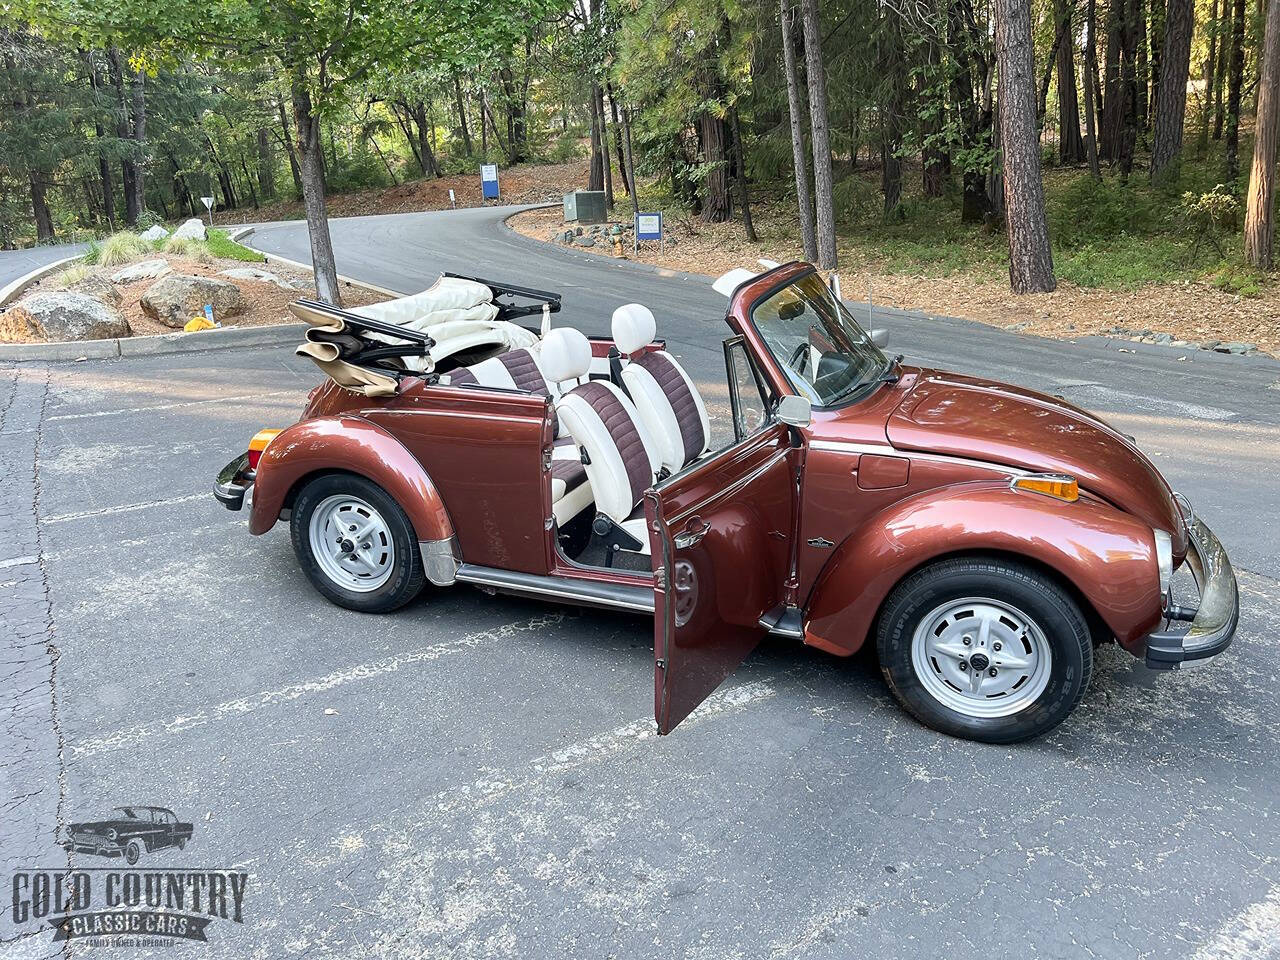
[1,206,1278,958]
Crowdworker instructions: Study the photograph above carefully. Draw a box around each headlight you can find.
[106,828,117,841]
[1154,529,1173,597]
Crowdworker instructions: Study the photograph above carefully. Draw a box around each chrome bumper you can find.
[1145,514,1239,669]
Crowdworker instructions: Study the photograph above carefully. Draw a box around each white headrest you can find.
[539,327,592,383]
[611,303,656,356]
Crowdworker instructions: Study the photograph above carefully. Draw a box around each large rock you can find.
[4,292,130,342]
[140,273,244,328]
[171,218,206,241]
[139,224,169,243]
[65,274,122,306]
[111,259,171,284]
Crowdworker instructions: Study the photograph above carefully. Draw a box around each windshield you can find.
[749,271,889,406]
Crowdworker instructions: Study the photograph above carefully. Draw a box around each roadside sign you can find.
[635,211,663,253]
[481,165,499,200]
[201,195,215,226]
[448,188,456,208]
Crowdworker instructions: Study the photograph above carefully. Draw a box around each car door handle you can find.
[674,517,710,549]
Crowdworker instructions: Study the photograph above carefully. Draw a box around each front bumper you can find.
[1145,513,1239,669]
[214,453,254,512]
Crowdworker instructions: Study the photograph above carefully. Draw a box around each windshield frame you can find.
[742,264,892,410]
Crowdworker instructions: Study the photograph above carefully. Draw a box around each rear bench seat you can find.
[441,347,592,524]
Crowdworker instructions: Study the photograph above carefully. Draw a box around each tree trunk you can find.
[1102,0,1122,157]
[995,0,1057,292]
[1149,0,1165,124]
[1055,0,1087,161]
[1084,0,1104,178]
[1225,0,1247,180]
[880,12,905,218]
[950,0,995,223]
[87,51,116,229]
[587,88,604,191]
[596,85,614,209]
[801,0,837,268]
[1136,0,1149,126]
[290,71,342,306]
[128,69,146,218]
[277,96,304,198]
[1150,0,1196,178]
[780,0,818,261]
[1197,0,1221,155]
[620,105,641,218]
[1213,0,1231,137]
[1245,0,1280,267]
[257,127,274,200]
[607,85,630,194]
[453,75,474,156]
[29,174,55,242]
[1116,0,1142,178]
[697,108,731,222]
[728,105,757,242]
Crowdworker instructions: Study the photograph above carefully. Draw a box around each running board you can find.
[454,564,656,613]
[758,604,804,639]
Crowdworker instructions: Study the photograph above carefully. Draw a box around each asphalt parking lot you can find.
[3,207,1280,958]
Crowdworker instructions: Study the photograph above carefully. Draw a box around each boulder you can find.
[139,225,169,243]
[171,218,206,241]
[65,274,122,306]
[217,267,293,289]
[574,235,597,247]
[111,259,171,284]
[4,292,130,342]
[140,274,245,328]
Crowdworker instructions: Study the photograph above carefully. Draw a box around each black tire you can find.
[125,839,143,865]
[875,557,1092,744]
[290,473,426,613]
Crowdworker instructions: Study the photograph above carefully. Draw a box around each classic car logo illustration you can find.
[61,805,193,865]
[10,805,248,946]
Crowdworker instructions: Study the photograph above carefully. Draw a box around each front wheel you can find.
[876,557,1092,744]
[290,473,426,613]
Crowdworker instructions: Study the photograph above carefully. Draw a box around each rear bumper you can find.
[214,453,254,512]
[1144,514,1238,669]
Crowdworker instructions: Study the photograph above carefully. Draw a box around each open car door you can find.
[644,409,799,734]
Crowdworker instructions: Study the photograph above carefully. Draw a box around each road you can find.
[1,204,1278,959]
[0,242,88,291]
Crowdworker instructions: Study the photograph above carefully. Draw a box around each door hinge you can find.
[656,658,666,671]
[654,568,666,590]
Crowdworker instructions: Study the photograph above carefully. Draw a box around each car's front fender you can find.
[802,480,1163,657]
[249,414,453,543]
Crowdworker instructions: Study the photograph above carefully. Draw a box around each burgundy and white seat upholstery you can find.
[541,328,661,550]
[444,346,590,522]
[612,304,711,475]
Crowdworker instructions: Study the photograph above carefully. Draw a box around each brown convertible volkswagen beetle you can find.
[214,262,1238,743]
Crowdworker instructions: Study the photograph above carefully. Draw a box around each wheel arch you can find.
[801,482,1163,658]
[248,415,453,544]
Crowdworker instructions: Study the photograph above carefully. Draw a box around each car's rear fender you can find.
[802,480,1163,657]
[249,414,453,546]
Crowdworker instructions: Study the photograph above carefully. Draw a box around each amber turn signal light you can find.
[247,428,282,470]
[1011,473,1079,502]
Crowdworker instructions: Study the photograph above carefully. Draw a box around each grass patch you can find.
[91,231,152,267]
[161,235,214,261]
[206,228,265,262]
[51,264,94,288]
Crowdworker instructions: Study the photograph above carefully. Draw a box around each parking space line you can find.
[41,493,209,524]
[0,555,38,570]
[69,613,564,758]
[45,390,304,423]
[1192,885,1280,960]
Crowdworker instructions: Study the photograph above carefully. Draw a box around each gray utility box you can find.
[563,190,607,224]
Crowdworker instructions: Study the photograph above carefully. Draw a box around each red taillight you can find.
[247,429,282,471]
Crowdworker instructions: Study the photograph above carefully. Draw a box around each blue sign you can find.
[481,164,499,200]
[635,211,663,241]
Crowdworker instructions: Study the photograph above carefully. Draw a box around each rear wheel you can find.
[290,474,425,613]
[876,557,1092,744]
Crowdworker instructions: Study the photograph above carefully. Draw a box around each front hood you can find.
[887,371,1188,555]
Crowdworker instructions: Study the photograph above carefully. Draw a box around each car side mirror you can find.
[870,328,890,348]
[776,395,812,428]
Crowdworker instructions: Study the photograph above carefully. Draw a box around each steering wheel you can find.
[788,342,811,376]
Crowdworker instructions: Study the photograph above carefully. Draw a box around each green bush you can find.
[162,234,213,261]
[205,229,266,262]
[95,231,153,267]
[1046,174,1168,248]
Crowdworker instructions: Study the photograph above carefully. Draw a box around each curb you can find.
[0,255,84,309]
[0,225,386,363]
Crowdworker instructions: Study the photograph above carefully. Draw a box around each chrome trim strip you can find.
[454,564,656,613]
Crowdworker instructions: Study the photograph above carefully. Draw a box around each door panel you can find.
[645,423,797,734]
